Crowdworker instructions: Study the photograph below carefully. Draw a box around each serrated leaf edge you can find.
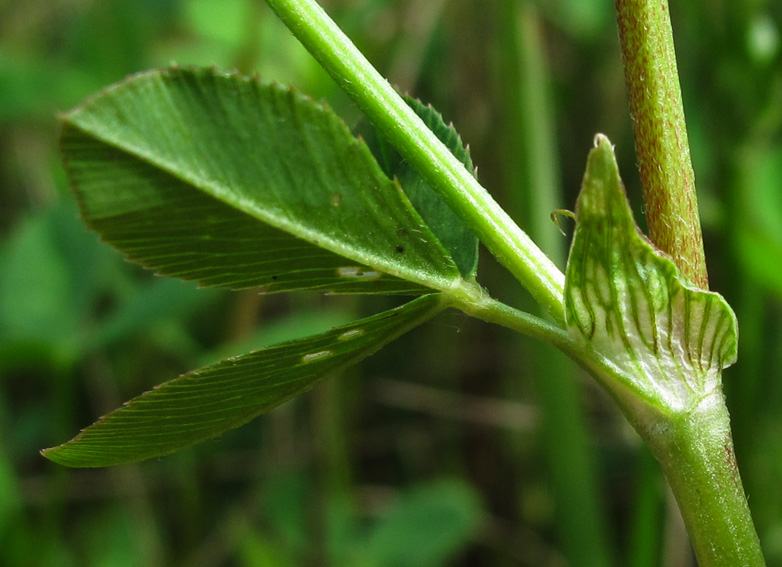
[62,67,464,296]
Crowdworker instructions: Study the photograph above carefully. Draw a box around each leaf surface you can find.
[42,294,446,467]
[359,97,479,278]
[565,135,738,412]
[61,67,462,295]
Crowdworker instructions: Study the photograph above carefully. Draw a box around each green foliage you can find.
[43,295,446,467]
[3,1,782,565]
[0,201,221,362]
[358,480,482,567]
[0,208,81,344]
[734,147,782,295]
[50,64,492,466]
[359,96,479,278]
[254,473,483,567]
[61,67,465,296]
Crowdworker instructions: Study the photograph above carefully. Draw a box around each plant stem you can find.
[614,0,708,288]
[615,2,766,563]
[455,288,767,567]
[632,392,765,566]
[263,0,566,323]
[495,3,614,565]
[452,294,573,354]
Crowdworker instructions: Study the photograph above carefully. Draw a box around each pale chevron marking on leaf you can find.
[43,294,446,467]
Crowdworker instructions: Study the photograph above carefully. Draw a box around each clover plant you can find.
[42,0,766,564]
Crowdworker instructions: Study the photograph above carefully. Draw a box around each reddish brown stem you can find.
[615,0,709,288]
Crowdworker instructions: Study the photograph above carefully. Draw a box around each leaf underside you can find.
[61,67,463,295]
[565,136,738,412]
[358,96,479,278]
[42,294,446,467]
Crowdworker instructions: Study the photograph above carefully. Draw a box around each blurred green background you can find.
[1,0,781,565]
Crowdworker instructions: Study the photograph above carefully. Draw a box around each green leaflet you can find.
[62,67,463,295]
[565,135,738,412]
[42,294,447,467]
[358,97,479,279]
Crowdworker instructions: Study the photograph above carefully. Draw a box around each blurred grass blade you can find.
[494,4,615,563]
[734,146,782,295]
[61,67,462,295]
[42,294,446,467]
[358,97,479,278]
[565,135,738,410]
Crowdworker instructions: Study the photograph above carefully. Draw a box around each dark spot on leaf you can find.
[397,228,409,238]
[395,245,405,254]
[271,275,278,281]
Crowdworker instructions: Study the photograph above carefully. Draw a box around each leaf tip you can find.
[40,445,75,467]
[577,133,627,221]
[593,132,613,149]
[588,133,619,169]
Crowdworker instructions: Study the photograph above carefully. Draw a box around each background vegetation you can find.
[1,0,781,565]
